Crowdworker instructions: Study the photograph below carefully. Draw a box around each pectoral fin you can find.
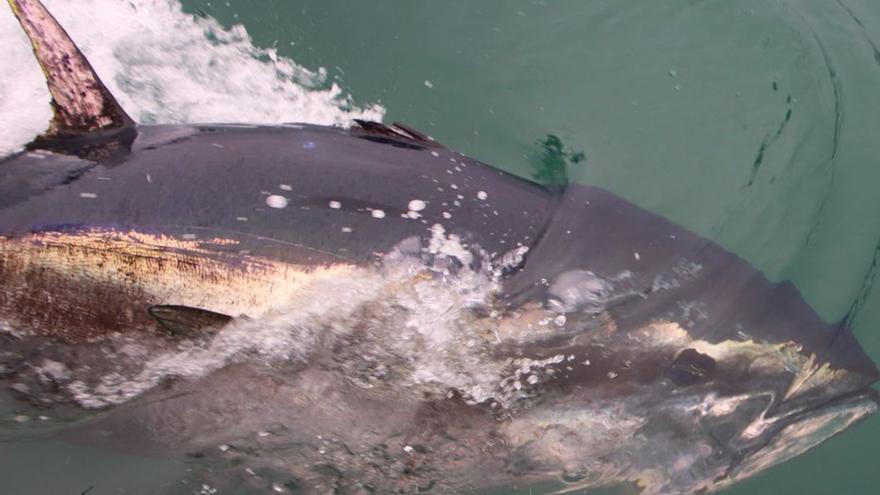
[148,305,233,337]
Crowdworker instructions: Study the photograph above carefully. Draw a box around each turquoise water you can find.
[1,0,879,493]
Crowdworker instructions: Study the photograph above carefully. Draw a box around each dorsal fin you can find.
[7,0,134,137]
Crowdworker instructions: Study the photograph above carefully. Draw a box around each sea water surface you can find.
[1,0,879,493]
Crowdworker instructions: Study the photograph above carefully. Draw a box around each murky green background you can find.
[3,0,880,493]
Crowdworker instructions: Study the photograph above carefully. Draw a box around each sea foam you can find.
[0,0,384,157]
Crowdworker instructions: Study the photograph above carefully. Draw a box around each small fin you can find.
[353,120,444,148]
[389,122,434,143]
[148,305,233,337]
[7,0,134,136]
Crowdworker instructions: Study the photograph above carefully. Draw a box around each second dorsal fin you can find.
[8,0,134,137]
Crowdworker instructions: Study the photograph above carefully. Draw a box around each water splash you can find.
[0,0,384,157]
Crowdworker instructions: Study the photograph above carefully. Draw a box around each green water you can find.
[2,0,880,493]
[181,1,880,493]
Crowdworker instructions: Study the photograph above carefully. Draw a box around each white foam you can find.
[0,0,384,157]
[265,195,288,209]
[428,224,473,266]
[0,6,50,157]
[547,269,612,313]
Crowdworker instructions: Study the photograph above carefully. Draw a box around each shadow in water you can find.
[528,134,585,188]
